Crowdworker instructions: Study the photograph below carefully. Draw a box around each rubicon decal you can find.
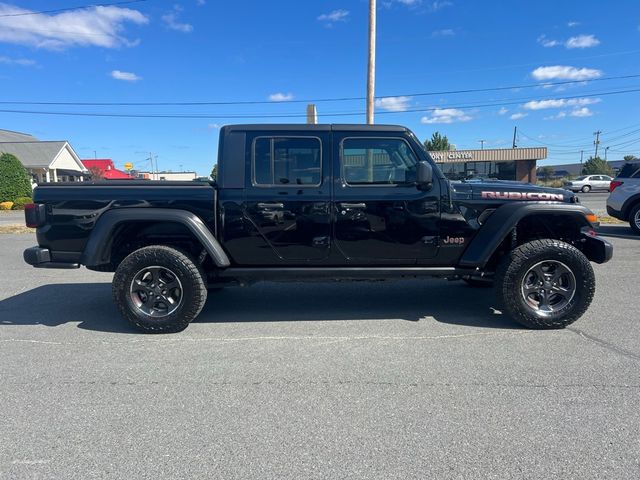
[481,191,564,201]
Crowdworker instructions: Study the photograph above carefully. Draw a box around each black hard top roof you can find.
[222,124,409,132]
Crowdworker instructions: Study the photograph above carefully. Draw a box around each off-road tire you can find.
[463,277,494,288]
[112,245,207,333]
[629,203,640,235]
[581,185,591,193]
[495,239,595,329]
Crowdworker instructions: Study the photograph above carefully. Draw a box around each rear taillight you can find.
[24,203,45,228]
[609,180,624,192]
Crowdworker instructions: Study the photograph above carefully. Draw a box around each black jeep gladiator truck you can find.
[23,124,612,333]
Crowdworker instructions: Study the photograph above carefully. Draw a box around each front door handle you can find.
[339,202,367,209]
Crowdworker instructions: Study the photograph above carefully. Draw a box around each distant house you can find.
[81,159,133,180]
[0,129,88,183]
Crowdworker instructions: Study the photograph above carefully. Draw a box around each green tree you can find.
[424,132,452,151]
[539,166,555,182]
[210,163,218,181]
[623,155,638,162]
[0,153,32,202]
[582,156,614,176]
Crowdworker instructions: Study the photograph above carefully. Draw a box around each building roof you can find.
[429,147,547,163]
[82,159,132,179]
[0,129,38,142]
[0,141,72,168]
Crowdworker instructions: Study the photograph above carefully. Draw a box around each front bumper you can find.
[580,231,613,264]
[24,246,80,269]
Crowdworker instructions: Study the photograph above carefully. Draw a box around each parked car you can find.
[564,175,613,193]
[23,124,611,333]
[606,161,640,234]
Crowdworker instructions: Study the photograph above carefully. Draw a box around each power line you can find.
[0,0,148,18]
[1,74,640,106]
[1,87,640,120]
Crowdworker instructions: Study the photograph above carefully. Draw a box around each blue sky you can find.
[0,0,639,175]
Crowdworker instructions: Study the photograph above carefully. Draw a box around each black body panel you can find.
[24,124,612,275]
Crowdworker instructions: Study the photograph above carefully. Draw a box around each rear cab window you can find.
[252,136,322,187]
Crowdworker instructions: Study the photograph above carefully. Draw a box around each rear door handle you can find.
[257,202,284,209]
[339,202,367,209]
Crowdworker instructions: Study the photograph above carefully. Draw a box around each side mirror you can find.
[416,161,433,189]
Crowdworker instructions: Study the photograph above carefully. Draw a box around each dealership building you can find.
[428,147,548,184]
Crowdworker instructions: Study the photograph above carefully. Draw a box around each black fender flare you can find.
[81,208,231,268]
[458,202,593,268]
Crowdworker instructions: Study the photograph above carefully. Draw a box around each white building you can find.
[0,129,87,183]
[135,170,198,181]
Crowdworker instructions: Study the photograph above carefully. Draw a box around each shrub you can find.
[11,196,32,210]
[0,201,14,210]
[0,153,32,201]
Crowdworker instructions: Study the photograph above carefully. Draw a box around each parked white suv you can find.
[564,175,613,193]
[606,162,640,234]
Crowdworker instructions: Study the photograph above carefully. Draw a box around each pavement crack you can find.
[567,326,640,362]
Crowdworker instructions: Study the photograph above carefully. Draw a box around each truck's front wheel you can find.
[112,245,207,333]
[495,239,595,329]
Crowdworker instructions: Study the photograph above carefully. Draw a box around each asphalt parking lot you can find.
[1,228,639,479]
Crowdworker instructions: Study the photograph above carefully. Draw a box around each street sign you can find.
[124,162,133,171]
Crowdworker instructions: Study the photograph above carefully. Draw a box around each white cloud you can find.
[537,34,560,47]
[565,34,600,49]
[426,1,453,12]
[570,107,593,117]
[196,0,206,4]
[317,9,349,26]
[207,123,221,130]
[421,108,472,124]
[268,92,294,102]
[544,111,567,120]
[537,32,600,49]
[110,70,141,82]
[396,0,420,4]
[162,5,193,33]
[567,21,580,27]
[375,96,411,112]
[531,65,603,81]
[510,112,528,120]
[0,3,147,50]
[523,97,600,110]
[432,28,455,37]
[0,55,36,66]
[498,107,508,115]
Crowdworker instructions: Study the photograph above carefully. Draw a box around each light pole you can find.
[605,146,610,161]
[478,140,485,150]
[366,0,376,125]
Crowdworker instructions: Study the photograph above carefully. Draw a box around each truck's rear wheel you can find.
[112,245,207,333]
[495,239,595,329]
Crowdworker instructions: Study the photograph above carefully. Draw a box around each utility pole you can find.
[306,104,318,124]
[512,126,517,148]
[593,130,601,158]
[478,139,485,150]
[366,0,376,125]
[580,150,584,165]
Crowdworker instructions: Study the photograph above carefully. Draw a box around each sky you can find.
[0,0,639,176]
